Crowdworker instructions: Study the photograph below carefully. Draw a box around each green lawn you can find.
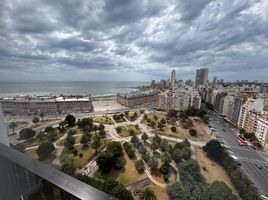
[152,126,186,139]
[125,111,142,121]
[141,112,167,124]
[116,124,141,137]
[95,151,147,186]
[93,115,113,124]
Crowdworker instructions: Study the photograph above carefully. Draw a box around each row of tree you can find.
[203,139,260,199]
[76,175,133,200]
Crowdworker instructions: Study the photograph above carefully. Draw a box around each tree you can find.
[161,152,172,165]
[131,135,139,145]
[203,139,224,162]
[40,112,45,121]
[181,147,191,160]
[139,188,156,200]
[142,153,150,163]
[141,132,148,143]
[106,141,123,158]
[160,118,166,125]
[128,129,136,136]
[150,142,158,152]
[19,128,36,140]
[158,122,164,130]
[159,139,168,152]
[172,149,182,163]
[171,126,177,133]
[150,121,156,128]
[8,122,17,134]
[179,159,202,183]
[80,133,89,147]
[153,115,158,121]
[149,157,158,173]
[99,123,105,131]
[135,159,145,173]
[167,182,191,200]
[36,142,55,159]
[123,142,135,158]
[189,128,197,136]
[152,134,161,144]
[166,109,178,120]
[47,131,57,142]
[97,151,113,172]
[99,129,106,138]
[61,161,75,176]
[77,118,93,130]
[138,145,147,155]
[64,135,75,150]
[92,134,101,153]
[65,114,76,127]
[143,114,148,120]
[160,163,169,175]
[32,117,40,126]
[125,111,129,116]
[102,178,133,200]
[204,181,236,200]
[116,126,122,133]
[115,157,124,169]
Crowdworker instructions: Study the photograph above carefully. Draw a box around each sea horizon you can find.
[0,80,149,97]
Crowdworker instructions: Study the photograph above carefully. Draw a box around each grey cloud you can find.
[175,0,213,22]
[0,0,267,81]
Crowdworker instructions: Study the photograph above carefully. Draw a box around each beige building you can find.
[117,91,156,107]
[256,117,268,150]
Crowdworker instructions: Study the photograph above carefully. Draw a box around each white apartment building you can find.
[256,118,268,150]
[238,98,264,129]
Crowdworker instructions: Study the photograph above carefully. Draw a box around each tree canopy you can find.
[36,142,55,159]
[19,128,36,140]
[65,114,76,126]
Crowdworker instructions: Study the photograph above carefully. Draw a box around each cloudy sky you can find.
[0,0,268,81]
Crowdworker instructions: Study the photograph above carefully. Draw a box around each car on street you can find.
[256,164,262,169]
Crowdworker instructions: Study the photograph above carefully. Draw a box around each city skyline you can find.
[0,0,268,81]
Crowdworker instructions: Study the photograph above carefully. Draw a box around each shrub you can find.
[79,153,83,158]
[160,163,169,175]
[135,160,145,173]
[163,174,169,182]
[171,126,177,133]
[189,128,197,136]
[72,149,78,156]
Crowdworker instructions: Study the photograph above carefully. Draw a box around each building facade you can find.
[117,91,156,107]
[238,98,264,129]
[195,68,208,88]
[256,117,268,150]
[0,96,93,115]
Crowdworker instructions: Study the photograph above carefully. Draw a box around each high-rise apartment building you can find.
[256,117,268,150]
[213,76,217,85]
[195,68,208,88]
[238,98,264,129]
[171,69,176,88]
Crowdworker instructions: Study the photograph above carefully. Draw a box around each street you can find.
[206,109,268,197]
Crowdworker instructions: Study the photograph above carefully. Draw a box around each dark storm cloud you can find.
[0,0,267,81]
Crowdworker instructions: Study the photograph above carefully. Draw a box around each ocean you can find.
[0,81,149,97]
